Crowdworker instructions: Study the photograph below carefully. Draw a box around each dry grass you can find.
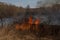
[0,25,58,40]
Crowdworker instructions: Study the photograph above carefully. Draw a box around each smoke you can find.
[37,0,60,7]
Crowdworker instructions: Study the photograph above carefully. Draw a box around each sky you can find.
[0,0,38,8]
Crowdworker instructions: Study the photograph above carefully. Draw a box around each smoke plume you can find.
[37,0,60,7]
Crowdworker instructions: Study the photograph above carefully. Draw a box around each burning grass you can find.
[0,16,60,40]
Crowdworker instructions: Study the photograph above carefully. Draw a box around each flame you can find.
[15,16,40,32]
[15,24,20,30]
[28,16,33,24]
[15,24,30,31]
[19,24,30,31]
[34,19,40,32]
[34,19,40,25]
[15,16,33,31]
[28,16,33,31]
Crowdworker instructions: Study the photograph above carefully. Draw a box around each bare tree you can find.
[23,5,30,23]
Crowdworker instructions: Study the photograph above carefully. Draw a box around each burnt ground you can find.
[0,25,60,40]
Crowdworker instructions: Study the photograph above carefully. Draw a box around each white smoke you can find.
[37,0,60,7]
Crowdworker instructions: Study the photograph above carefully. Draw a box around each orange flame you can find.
[15,24,20,30]
[34,19,40,32]
[34,19,40,25]
[28,16,33,24]
[15,24,30,31]
[15,16,40,32]
[28,16,33,31]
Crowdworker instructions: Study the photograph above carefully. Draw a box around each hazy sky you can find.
[0,0,38,8]
[0,0,60,8]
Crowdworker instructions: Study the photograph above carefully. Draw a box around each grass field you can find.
[0,25,60,40]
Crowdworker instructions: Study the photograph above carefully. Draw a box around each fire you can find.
[15,24,31,31]
[28,16,33,31]
[28,16,33,24]
[34,19,40,32]
[15,24,20,30]
[34,19,40,25]
[19,24,30,31]
[15,16,40,32]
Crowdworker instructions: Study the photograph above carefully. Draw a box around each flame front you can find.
[15,16,40,32]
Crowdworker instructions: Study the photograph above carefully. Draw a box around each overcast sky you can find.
[0,0,38,8]
[0,0,60,8]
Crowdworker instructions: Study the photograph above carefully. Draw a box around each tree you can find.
[23,5,31,23]
[0,2,21,27]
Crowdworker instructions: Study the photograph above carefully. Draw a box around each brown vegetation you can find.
[0,2,60,40]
